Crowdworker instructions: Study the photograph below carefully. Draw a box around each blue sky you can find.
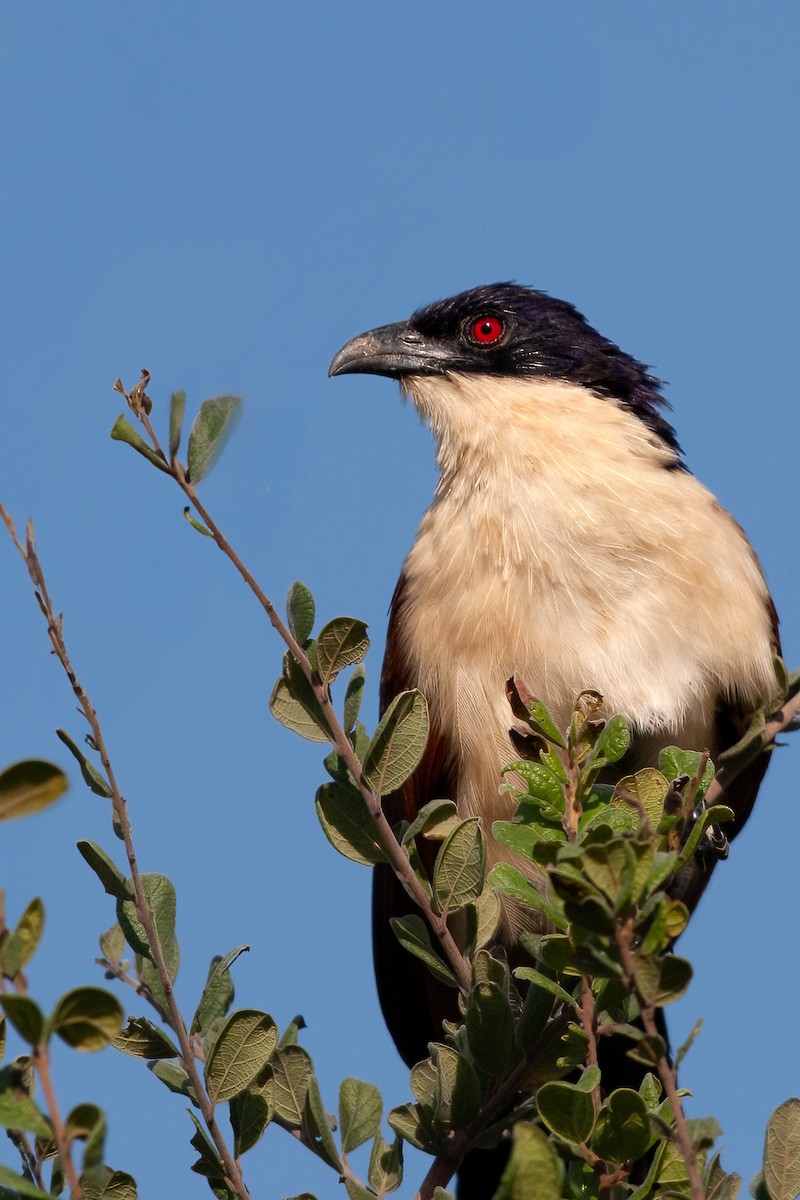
[2,4,798,1196]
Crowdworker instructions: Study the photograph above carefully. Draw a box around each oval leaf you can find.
[433,818,486,913]
[389,915,457,987]
[187,395,241,482]
[764,1098,800,1200]
[316,618,369,684]
[191,945,248,1037]
[0,996,45,1045]
[77,841,131,901]
[204,1009,278,1104]
[52,987,123,1051]
[315,781,386,866]
[231,1075,274,1157]
[339,1078,382,1154]
[110,413,170,473]
[169,390,186,459]
[1,897,45,979]
[113,1016,179,1059]
[363,690,429,795]
[270,1045,314,1127]
[286,581,315,644]
[466,981,514,1074]
[0,760,68,821]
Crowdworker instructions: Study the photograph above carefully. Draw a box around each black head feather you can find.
[408,283,681,455]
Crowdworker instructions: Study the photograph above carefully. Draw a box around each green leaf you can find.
[116,874,179,983]
[286,581,315,644]
[148,1060,197,1104]
[611,768,669,829]
[0,759,68,821]
[0,997,44,1045]
[465,981,514,1074]
[433,818,486,914]
[488,864,566,930]
[182,506,213,536]
[471,884,502,951]
[368,1133,403,1195]
[52,987,123,1051]
[342,667,366,735]
[81,1167,138,1199]
[204,1009,278,1104]
[186,394,241,482]
[56,729,113,797]
[339,1077,382,1154]
[66,1102,105,1168]
[389,915,457,988]
[513,967,575,1007]
[763,1098,800,1200]
[402,799,460,846]
[270,1045,313,1127]
[284,580,316,648]
[0,1088,51,1137]
[1,898,45,980]
[0,1166,56,1199]
[495,1120,563,1199]
[77,841,131,901]
[278,1014,307,1048]
[315,781,386,866]
[169,390,186,460]
[503,760,565,813]
[110,413,170,473]
[717,711,766,768]
[316,618,369,684]
[587,713,631,767]
[303,1073,342,1171]
[658,747,716,793]
[270,654,332,743]
[678,804,734,868]
[191,946,247,1037]
[387,1102,433,1152]
[674,1017,703,1071]
[187,1109,226,1181]
[493,819,564,858]
[537,1076,596,1143]
[591,1088,651,1162]
[113,1016,179,1059]
[230,1071,274,1156]
[431,1043,481,1129]
[363,690,430,794]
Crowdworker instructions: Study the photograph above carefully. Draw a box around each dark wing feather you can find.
[676,593,780,913]
[372,572,461,1067]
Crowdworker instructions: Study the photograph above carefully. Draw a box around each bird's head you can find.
[330,282,680,454]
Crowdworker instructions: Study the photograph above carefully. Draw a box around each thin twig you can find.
[615,919,704,1200]
[705,693,800,807]
[1,506,250,1200]
[33,1040,82,1198]
[131,402,473,995]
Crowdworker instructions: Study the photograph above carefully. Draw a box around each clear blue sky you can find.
[2,4,798,1196]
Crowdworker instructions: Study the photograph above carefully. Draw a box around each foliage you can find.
[0,377,797,1200]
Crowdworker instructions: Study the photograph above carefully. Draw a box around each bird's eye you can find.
[469,314,504,345]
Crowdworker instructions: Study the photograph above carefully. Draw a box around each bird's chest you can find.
[398,476,717,783]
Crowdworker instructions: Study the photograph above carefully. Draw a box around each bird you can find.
[329,282,778,1194]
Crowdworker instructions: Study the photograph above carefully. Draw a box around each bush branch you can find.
[0,505,250,1200]
[128,395,472,994]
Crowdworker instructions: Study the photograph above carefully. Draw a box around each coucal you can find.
[330,283,778,1190]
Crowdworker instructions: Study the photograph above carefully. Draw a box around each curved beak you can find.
[329,321,451,379]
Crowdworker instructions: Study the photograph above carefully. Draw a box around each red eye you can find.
[470,314,504,345]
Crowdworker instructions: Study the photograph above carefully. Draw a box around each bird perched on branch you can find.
[330,283,778,1192]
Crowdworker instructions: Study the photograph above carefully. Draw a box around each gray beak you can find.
[329,321,451,379]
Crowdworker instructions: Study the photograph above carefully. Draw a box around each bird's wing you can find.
[372,571,461,1067]
[676,592,780,913]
